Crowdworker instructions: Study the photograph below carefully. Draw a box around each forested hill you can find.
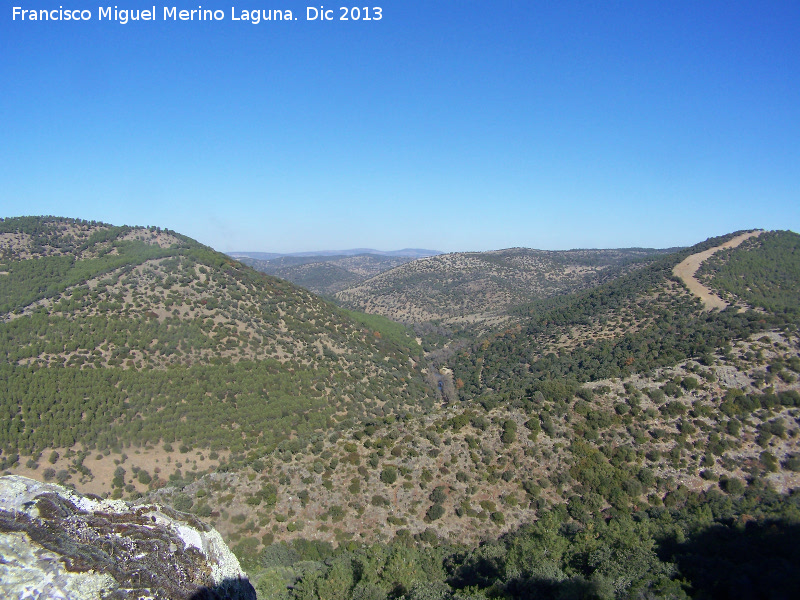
[453,230,800,403]
[334,247,672,330]
[0,216,432,459]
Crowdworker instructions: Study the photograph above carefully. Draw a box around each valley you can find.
[1,217,799,599]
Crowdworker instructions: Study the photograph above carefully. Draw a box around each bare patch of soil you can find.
[9,445,228,497]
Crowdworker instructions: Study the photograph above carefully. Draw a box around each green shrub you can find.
[681,377,700,391]
[490,511,505,525]
[426,503,445,521]
[501,420,517,445]
[720,476,745,495]
[429,485,447,504]
[380,466,398,484]
[173,493,193,512]
[783,456,800,472]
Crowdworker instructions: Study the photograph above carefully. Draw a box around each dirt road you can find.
[672,230,763,311]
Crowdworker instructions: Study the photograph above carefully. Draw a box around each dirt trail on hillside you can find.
[673,230,763,311]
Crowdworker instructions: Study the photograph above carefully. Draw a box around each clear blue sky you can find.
[2,1,798,253]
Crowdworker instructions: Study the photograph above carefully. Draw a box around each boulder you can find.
[0,475,255,599]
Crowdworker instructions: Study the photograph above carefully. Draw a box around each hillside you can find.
[141,230,797,599]
[0,216,433,492]
[237,254,420,297]
[452,231,800,401]
[334,247,672,331]
[2,220,799,600]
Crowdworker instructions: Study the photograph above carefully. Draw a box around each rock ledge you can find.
[0,475,255,600]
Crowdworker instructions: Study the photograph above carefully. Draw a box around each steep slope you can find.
[5,222,799,600]
[334,247,671,329]
[0,217,433,488]
[146,327,800,549]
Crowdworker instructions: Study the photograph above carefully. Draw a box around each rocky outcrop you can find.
[0,475,255,600]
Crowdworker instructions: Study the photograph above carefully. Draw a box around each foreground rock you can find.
[0,475,255,600]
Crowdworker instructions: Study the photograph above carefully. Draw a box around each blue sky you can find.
[2,1,798,253]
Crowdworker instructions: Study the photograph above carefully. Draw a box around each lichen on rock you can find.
[0,475,255,600]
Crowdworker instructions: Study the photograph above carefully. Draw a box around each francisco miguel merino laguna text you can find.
[12,6,383,24]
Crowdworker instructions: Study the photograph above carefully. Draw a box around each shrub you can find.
[490,511,505,525]
[783,456,800,472]
[380,466,398,485]
[470,415,490,430]
[760,451,779,472]
[681,377,700,391]
[429,486,447,504]
[501,420,517,445]
[173,494,193,512]
[720,476,745,495]
[426,503,445,521]
[661,401,687,418]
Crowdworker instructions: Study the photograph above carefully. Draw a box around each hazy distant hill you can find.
[235,253,428,296]
[230,248,441,259]
[335,247,673,329]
